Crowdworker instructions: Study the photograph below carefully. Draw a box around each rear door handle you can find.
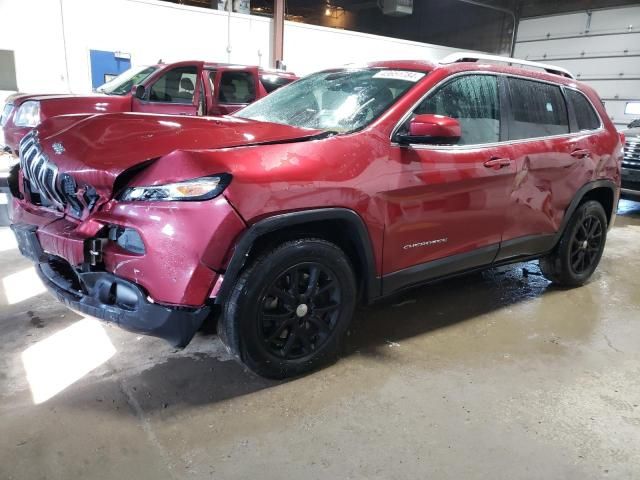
[483,157,512,169]
[571,149,590,159]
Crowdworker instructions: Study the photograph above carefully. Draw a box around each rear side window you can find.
[261,74,294,93]
[414,74,500,145]
[219,71,256,104]
[507,78,569,140]
[566,89,600,131]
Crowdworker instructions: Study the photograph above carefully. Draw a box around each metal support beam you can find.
[511,0,521,57]
[272,0,285,69]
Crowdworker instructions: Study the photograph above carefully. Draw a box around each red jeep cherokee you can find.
[9,54,622,378]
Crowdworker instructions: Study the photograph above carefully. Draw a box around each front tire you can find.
[219,238,357,379]
[539,200,608,286]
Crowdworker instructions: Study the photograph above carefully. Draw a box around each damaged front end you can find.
[12,222,209,347]
[10,130,246,348]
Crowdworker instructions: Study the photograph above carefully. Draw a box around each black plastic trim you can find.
[494,234,556,262]
[215,208,380,305]
[382,244,498,297]
[36,261,209,348]
[380,180,617,297]
[556,179,618,232]
[216,184,617,306]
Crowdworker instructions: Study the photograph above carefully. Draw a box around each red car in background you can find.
[0,61,297,157]
[9,54,622,378]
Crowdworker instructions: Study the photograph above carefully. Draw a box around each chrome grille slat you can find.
[623,137,640,169]
[29,153,44,191]
[18,131,76,212]
[33,153,48,199]
[23,144,39,172]
[50,165,66,206]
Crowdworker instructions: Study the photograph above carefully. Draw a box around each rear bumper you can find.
[12,223,209,347]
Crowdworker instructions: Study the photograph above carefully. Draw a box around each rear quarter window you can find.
[566,89,601,131]
[507,77,569,140]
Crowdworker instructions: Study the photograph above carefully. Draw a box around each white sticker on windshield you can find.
[372,70,425,82]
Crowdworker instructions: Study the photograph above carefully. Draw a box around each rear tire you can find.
[219,238,357,379]
[539,200,607,286]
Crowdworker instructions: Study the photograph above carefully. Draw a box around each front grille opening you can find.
[108,225,145,255]
[8,164,22,199]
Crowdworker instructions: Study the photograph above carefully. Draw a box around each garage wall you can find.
[284,22,462,74]
[0,0,462,99]
[59,0,272,94]
[0,0,69,96]
[515,5,640,129]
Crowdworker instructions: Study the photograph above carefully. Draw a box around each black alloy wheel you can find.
[569,214,604,275]
[259,263,341,360]
[219,238,357,378]
[539,200,608,286]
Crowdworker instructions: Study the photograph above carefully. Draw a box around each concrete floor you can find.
[1,201,639,480]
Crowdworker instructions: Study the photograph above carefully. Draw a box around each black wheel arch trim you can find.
[214,208,381,306]
[556,179,618,237]
[214,181,616,307]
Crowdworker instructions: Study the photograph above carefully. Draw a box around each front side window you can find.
[148,66,198,104]
[236,68,425,133]
[219,71,256,104]
[566,89,600,131]
[508,78,569,140]
[97,66,158,95]
[409,74,500,145]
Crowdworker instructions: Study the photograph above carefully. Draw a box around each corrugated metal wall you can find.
[515,5,640,129]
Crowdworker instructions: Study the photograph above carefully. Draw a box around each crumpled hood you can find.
[31,112,322,197]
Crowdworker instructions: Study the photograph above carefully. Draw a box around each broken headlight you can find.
[118,174,232,202]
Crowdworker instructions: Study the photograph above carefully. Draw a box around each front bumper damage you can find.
[11,223,209,347]
[9,193,246,347]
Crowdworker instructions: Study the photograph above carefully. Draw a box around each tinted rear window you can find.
[508,78,569,140]
[566,89,600,131]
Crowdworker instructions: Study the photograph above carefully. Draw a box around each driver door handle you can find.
[483,157,512,170]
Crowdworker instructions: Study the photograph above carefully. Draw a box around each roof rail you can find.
[440,52,575,80]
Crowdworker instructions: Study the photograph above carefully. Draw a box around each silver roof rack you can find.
[440,52,575,80]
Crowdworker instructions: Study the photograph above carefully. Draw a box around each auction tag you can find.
[373,70,425,82]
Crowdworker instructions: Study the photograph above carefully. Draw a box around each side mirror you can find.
[132,84,146,100]
[397,114,461,145]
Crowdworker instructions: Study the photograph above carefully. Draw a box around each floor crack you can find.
[118,376,182,480]
[604,334,623,353]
